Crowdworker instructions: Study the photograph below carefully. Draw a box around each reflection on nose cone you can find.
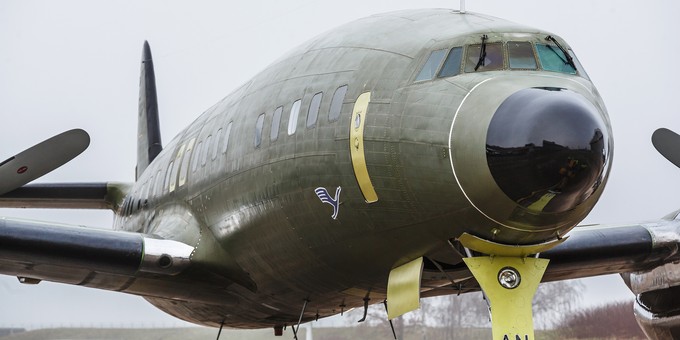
[486,88,609,213]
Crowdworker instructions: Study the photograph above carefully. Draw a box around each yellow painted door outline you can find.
[350,92,378,203]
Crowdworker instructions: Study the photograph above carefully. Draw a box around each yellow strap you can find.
[464,256,549,340]
[386,257,423,320]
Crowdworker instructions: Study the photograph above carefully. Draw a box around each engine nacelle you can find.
[624,262,680,339]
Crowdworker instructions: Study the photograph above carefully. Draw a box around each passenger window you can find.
[169,144,185,192]
[124,197,132,216]
[465,43,503,72]
[123,196,129,216]
[123,196,131,216]
[129,193,136,214]
[271,107,282,141]
[288,100,301,135]
[307,92,322,128]
[536,44,577,74]
[164,161,174,192]
[138,183,147,210]
[179,138,196,187]
[223,122,233,153]
[201,135,212,166]
[192,141,202,173]
[255,113,265,147]
[328,85,347,122]
[508,42,537,70]
[212,129,222,160]
[415,49,447,81]
[142,180,152,209]
[154,170,162,197]
[438,47,463,78]
[146,175,154,201]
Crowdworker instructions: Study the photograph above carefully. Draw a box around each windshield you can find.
[508,41,537,70]
[414,37,587,82]
[465,43,503,72]
[536,44,576,74]
[415,49,447,81]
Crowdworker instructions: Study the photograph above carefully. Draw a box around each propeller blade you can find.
[0,129,90,195]
[652,128,680,169]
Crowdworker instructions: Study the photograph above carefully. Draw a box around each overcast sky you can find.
[1,0,679,330]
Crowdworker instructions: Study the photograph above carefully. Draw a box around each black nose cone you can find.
[486,88,609,213]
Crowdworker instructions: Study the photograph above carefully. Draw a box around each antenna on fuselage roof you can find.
[460,0,466,14]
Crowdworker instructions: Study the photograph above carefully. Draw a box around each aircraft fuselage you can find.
[113,9,612,328]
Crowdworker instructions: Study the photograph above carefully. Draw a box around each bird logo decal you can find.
[314,186,341,219]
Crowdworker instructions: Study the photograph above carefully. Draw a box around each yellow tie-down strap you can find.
[464,256,549,340]
[386,257,423,320]
[349,92,378,203]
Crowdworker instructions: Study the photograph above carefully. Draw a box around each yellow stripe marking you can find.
[458,232,566,258]
[350,92,378,203]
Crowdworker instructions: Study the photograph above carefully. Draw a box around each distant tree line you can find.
[558,300,645,339]
[338,279,646,339]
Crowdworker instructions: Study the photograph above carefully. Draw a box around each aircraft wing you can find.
[0,213,260,306]
[422,211,680,296]
[0,182,129,210]
[542,218,680,281]
[0,129,199,299]
[0,216,193,286]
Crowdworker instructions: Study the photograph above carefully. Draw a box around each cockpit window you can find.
[536,44,577,74]
[438,47,463,78]
[568,50,590,79]
[508,42,537,70]
[415,38,585,81]
[465,43,503,72]
[415,49,447,81]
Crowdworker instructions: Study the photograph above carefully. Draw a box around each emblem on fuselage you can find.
[314,186,341,219]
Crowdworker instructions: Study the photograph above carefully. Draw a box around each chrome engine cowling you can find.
[619,213,680,339]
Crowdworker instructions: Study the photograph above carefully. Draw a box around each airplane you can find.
[3,4,672,340]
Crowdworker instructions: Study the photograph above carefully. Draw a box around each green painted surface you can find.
[0,9,614,332]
